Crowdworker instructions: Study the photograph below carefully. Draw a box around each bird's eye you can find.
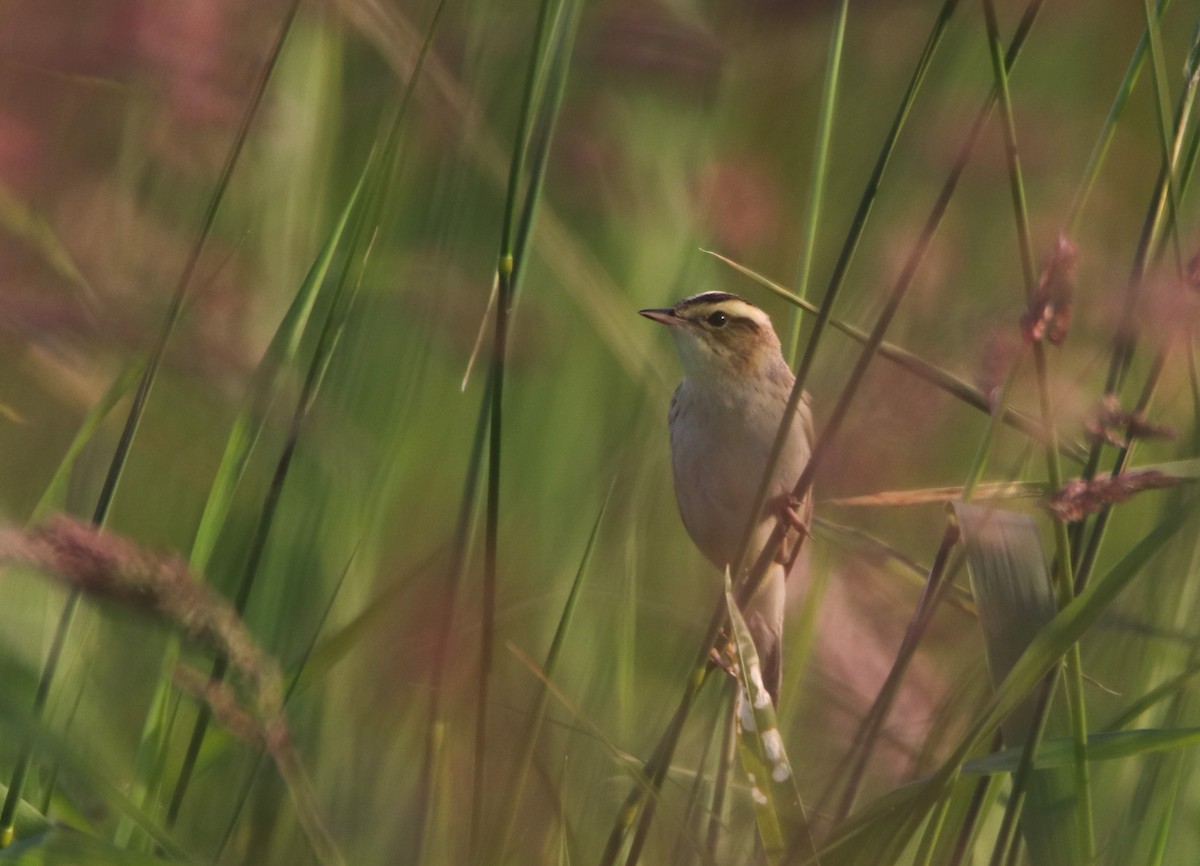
[706,311,728,328]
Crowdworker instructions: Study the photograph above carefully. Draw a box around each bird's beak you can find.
[638,308,679,326]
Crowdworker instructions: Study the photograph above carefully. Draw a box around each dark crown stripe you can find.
[675,291,747,310]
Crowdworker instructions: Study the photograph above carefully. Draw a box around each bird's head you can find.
[639,291,784,385]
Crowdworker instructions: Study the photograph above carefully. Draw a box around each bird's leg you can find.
[769,494,812,572]
[708,633,740,681]
[772,494,812,538]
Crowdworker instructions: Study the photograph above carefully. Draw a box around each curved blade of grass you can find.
[115,118,368,852]
[1104,662,1200,731]
[212,544,359,861]
[28,362,144,524]
[189,183,361,576]
[163,164,372,829]
[723,574,815,864]
[496,483,611,860]
[962,727,1200,774]
[954,503,1080,866]
[705,250,1087,464]
[506,643,716,866]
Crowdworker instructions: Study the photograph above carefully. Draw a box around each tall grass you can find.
[1,1,1199,864]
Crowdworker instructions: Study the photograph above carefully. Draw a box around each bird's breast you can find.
[668,381,810,570]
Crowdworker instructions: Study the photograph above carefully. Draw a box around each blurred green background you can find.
[0,0,1199,863]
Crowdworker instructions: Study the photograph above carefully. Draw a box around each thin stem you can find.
[826,526,960,825]
[986,670,1057,866]
[1064,0,1172,235]
[474,0,572,855]
[786,0,849,360]
[704,687,738,861]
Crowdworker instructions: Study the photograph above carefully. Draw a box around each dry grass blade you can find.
[723,574,814,865]
[826,481,1045,507]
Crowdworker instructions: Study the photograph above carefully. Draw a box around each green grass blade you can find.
[1139,0,1186,275]
[188,183,361,577]
[1104,662,1200,731]
[497,484,611,860]
[825,525,961,825]
[962,727,1200,774]
[164,0,443,827]
[0,783,50,848]
[785,0,848,361]
[954,503,1080,866]
[790,0,963,395]
[1146,756,1184,866]
[28,363,143,525]
[475,0,581,855]
[1065,0,1171,234]
[932,497,1197,791]
[163,166,371,830]
[114,128,368,852]
[0,693,197,863]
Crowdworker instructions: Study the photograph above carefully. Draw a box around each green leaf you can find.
[963,727,1200,774]
[955,503,1082,866]
[0,784,50,849]
[30,363,143,523]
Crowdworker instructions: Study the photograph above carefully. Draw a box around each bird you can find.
[640,291,814,705]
